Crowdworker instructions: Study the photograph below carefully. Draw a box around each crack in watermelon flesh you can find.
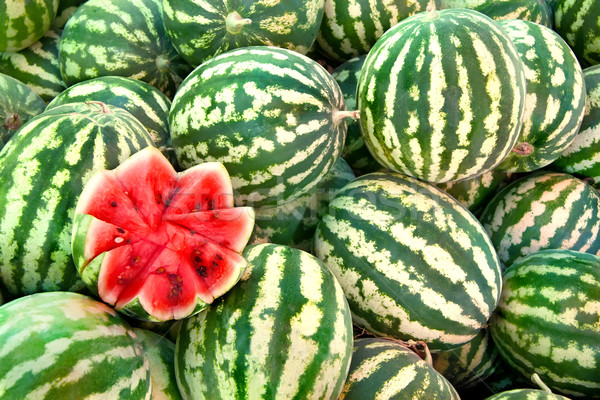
[73,147,255,321]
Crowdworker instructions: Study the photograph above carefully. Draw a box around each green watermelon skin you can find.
[175,243,354,400]
[0,72,46,148]
[170,46,348,208]
[0,29,66,103]
[485,389,570,400]
[0,0,59,52]
[553,0,600,67]
[552,65,600,186]
[357,8,526,183]
[340,338,460,400]
[46,76,175,167]
[490,249,600,398]
[133,329,183,400]
[0,102,154,299]
[442,0,553,27]
[59,0,191,98]
[52,0,86,29]
[0,292,151,399]
[314,172,502,351]
[479,171,600,268]
[316,0,443,63]
[163,0,325,67]
[495,19,585,173]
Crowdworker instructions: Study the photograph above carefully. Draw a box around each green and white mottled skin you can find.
[316,0,443,63]
[255,157,354,251]
[332,54,382,175]
[0,29,66,103]
[59,0,191,98]
[340,338,460,400]
[442,0,553,27]
[553,0,600,67]
[0,292,151,399]
[490,249,600,398]
[479,171,600,268]
[0,102,154,298]
[0,72,46,148]
[0,0,59,52]
[314,172,502,351]
[495,20,585,172]
[52,0,86,29]
[170,46,350,208]
[552,65,600,187]
[133,329,183,400]
[485,389,571,400]
[47,76,176,167]
[437,170,513,217]
[432,328,500,389]
[175,243,354,400]
[163,0,325,67]
[357,8,526,183]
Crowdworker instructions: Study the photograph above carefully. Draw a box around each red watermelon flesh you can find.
[72,147,255,321]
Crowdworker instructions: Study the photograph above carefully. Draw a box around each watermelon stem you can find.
[511,142,534,156]
[225,11,252,34]
[155,55,171,73]
[4,113,22,131]
[531,373,553,393]
[85,101,111,114]
[332,110,360,125]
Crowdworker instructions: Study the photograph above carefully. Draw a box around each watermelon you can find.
[52,0,86,29]
[489,249,600,398]
[484,389,571,400]
[316,0,443,63]
[0,101,154,299]
[314,172,502,351]
[553,0,600,67]
[0,292,151,399]
[163,0,326,67]
[170,46,353,208]
[0,72,46,148]
[133,328,183,400]
[357,8,526,183]
[72,146,255,321]
[175,243,354,400]
[495,19,585,173]
[441,0,553,27]
[0,0,59,52]
[0,29,66,103]
[46,76,175,167]
[59,0,192,98]
[479,171,600,268]
[340,338,460,399]
[552,65,600,186]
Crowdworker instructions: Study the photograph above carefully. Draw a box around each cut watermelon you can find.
[72,147,255,321]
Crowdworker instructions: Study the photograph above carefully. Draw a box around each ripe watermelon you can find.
[441,0,553,27]
[484,389,570,400]
[72,147,256,321]
[553,0,600,67]
[0,0,59,52]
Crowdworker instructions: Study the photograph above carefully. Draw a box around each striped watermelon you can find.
[254,157,354,251]
[341,338,460,399]
[459,354,535,397]
[52,0,86,29]
[552,65,600,186]
[169,46,353,208]
[175,243,354,400]
[133,328,183,400]
[59,0,192,98]
[0,291,151,399]
[163,0,325,67]
[0,101,154,298]
[46,76,175,167]
[314,172,502,351]
[316,0,443,63]
[0,29,65,103]
[72,146,255,321]
[495,19,585,173]
[553,0,600,67]
[485,389,570,400]
[442,0,553,27]
[0,72,46,148]
[357,8,526,183]
[0,0,59,52]
[478,171,600,268]
[490,249,600,398]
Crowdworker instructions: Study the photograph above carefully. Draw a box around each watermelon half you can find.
[72,147,255,321]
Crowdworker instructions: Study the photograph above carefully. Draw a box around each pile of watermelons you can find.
[0,0,599,399]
